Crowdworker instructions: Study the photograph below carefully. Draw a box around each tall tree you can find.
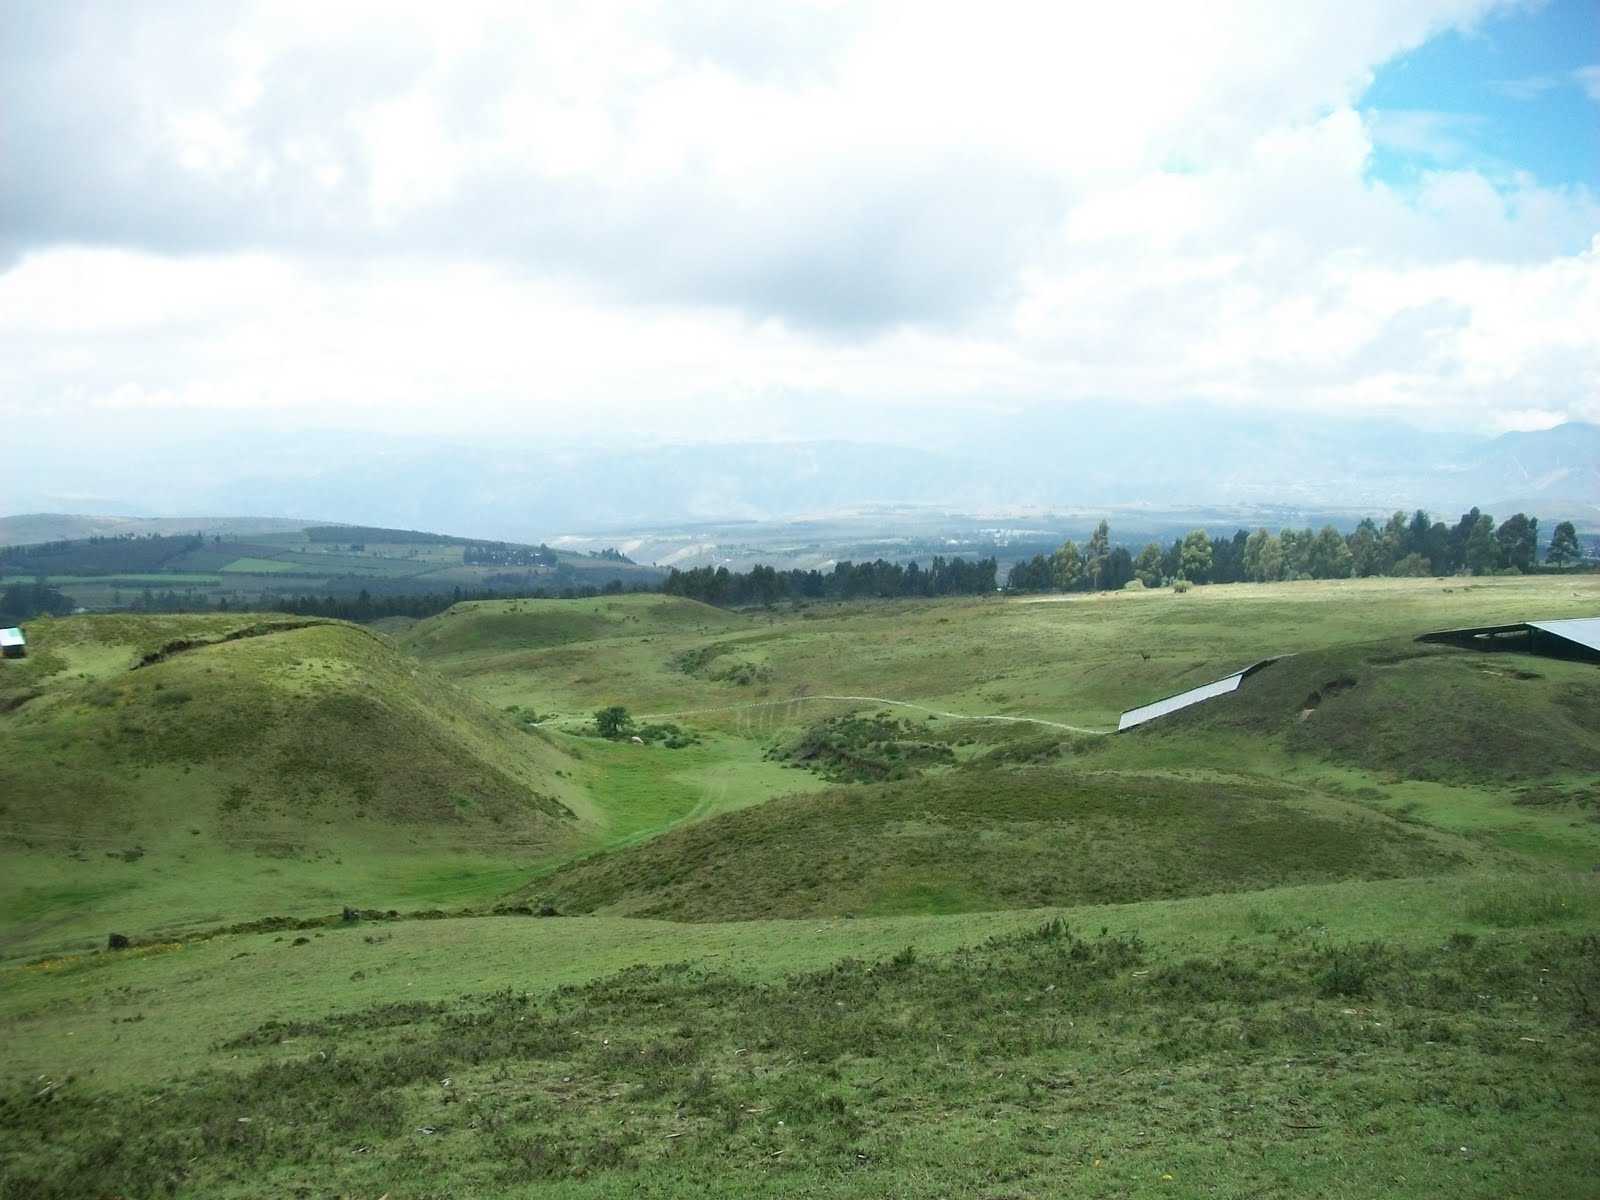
[1448,507,1482,573]
[1179,529,1213,583]
[1377,512,1408,575]
[1258,536,1285,582]
[1347,518,1382,577]
[1243,528,1270,581]
[1134,542,1164,587]
[1050,540,1085,591]
[1546,520,1582,566]
[1084,521,1111,590]
[1103,545,1135,589]
[1279,527,1312,579]
[1465,513,1500,575]
[1309,525,1353,579]
[1495,513,1538,572]
[1406,509,1432,558]
[1423,522,1451,574]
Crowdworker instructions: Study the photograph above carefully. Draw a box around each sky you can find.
[2,0,1597,465]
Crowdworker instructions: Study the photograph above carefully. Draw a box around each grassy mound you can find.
[0,615,585,955]
[400,594,745,661]
[1150,640,1600,783]
[527,768,1480,920]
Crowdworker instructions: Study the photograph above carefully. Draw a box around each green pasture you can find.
[2,574,1597,1197]
[218,556,307,574]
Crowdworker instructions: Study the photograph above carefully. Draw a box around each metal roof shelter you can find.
[1117,657,1283,732]
[1416,616,1600,663]
[0,627,25,658]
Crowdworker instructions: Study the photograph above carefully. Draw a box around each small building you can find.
[1416,617,1600,664]
[0,627,25,659]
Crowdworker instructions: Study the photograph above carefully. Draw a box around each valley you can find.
[2,574,1598,1197]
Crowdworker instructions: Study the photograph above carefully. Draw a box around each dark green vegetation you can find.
[4,919,1596,1199]
[662,555,999,605]
[1157,639,1600,784]
[765,712,958,781]
[2,575,1598,1197]
[1008,506,1593,594]
[531,769,1482,921]
[0,580,75,624]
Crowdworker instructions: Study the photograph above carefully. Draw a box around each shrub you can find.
[594,706,633,739]
[1465,878,1596,928]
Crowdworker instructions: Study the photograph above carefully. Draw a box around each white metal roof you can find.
[1118,671,1248,731]
[1117,657,1282,732]
[0,627,24,647]
[1527,617,1600,655]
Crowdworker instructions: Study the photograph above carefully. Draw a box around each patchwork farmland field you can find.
[0,524,662,611]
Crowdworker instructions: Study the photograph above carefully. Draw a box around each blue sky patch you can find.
[1361,0,1597,189]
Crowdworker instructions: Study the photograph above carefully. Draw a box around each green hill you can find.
[526,766,1486,921]
[400,593,747,662]
[0,614,588,956]
[1146,639,1600,784]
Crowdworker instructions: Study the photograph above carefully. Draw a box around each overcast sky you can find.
[3,0,1597,454]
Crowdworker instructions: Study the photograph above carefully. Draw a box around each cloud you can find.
[1365,109,1488,164]
[1,0,1596,453]
[1494,65,1600,103]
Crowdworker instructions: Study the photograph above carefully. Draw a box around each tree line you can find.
[1006,511,1588,592]
[0,533,205,576]
[0,581,76,624]
[662,556,999,606]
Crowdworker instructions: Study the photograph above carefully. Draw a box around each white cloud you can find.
[2,0,1596,450]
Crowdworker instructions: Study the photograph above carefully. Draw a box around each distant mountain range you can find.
[6,417,1596,542]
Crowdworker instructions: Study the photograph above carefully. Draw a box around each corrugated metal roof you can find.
[1118,672,1247,731]
[1117,657,1282,732]
[1527,617,1600,655]
[1417,616,1600,656]
[0,627,24,647]
[1416,622,1528,643]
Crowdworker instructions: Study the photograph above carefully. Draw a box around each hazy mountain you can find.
[0,513,319,548]
[5,417,1595,541]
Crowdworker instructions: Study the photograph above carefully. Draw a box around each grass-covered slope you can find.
[400,594,746,662]
[6,899,1595,1200]
[0,614,586,956]
[528,767,1485,920]
[1149,639,1600,784]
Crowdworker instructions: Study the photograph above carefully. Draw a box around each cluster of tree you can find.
[587,547,635,563]
[1008,511,1589,592]
[124,587,215,613]
[0,581,75,623]
[462,541,558,567]
[0,533,204,576]
[95,580,657,621]
[1006,522,1138,591]
[662,556,998,606]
